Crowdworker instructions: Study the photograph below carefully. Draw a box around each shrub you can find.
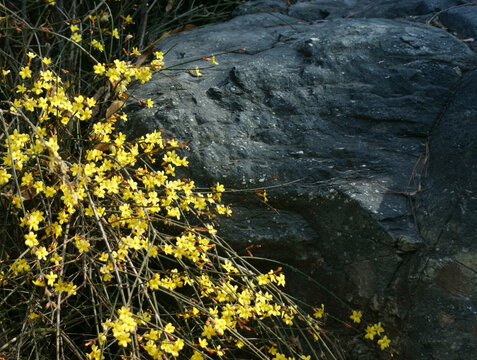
[0,1,392,359]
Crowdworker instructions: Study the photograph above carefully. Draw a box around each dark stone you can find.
[358,0,472,19]
[232,0,475,22]
[409,68,477,358]
[287,2,332,21]
[417,68,477,254]
[231,0,289,17]
[124,4,477,359]
[439,5,477,38]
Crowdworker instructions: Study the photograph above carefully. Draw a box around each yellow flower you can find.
[350,310,362,324]
[39,70,53,82]
[146,98,154,108]
[86,344,103,360]
[201,323,216,339]
[0,167,11,184]
[45,271,57,286]
[24,231,39,247]
[85,97,96,107]
[57,210,69,224]
[213,182,225,193]
[257,273,270,285]
[123,15,134,24]
[93,63,106,75]
[10,258,30,275]
[75,237,90,253]
[221,260,238,274]
[198,337,208,348]
[135,66,152,83]
[364,325,377,340]
[45,136,59,157]
[112,28,119,39]
[143,340,161,358]
[131,47,141,56]
[373,322,384,335]
[16,83,27,93]
[32,181,44,193]
[212,318,227,335]
[91,39,104,52]
[70,24,79,32]
[54,279,77,295]
[34,246,48,260]
[25,210,44,231]
[215,345,225,357]
[377,335,391,350]
[275,273,286,286]
[50,252,62,265]
[71,32,82,43]
[98,252,109,262]
[44,186,56,197]
[164,323,175,333]
[161,338,184,357]
[191,351,204,360]
[105,67,120,83]
[189,66,202,77]
[216,204,227,215]
[29,312,40,320]
[204,55,219,65]
[42,57,52,65]
[206,224,217,235]
[32,278,45,287]
[19,66,32,79]
[50,222,62,237]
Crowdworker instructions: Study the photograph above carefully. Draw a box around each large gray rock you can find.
[124,5,477,359]
[439,5,477,38]
[233,0,475,21]
[410,68,477,359]
[354,0,472,19]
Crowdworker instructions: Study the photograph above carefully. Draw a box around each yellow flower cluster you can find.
[140,329,185,359]
[103,306,137,347]
[269,346,312,360]
[346,310,392,351]
[11,69,94,126]
[54,279,77,296]
[3,129,31,170]
[92,54,163,97]
[148,269,191,291]
[365,322,391,350]
[0,8,393,358]
[162,231,213,264]
[10,258,30,275]
[5,47,300,359]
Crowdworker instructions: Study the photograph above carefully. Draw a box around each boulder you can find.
[124,3,477,359]
[439,5,477,38]
[411,67,477,359]
[233,0,475,21]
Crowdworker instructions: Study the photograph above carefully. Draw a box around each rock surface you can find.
[124,1,477,359]
[233,0,474,21]
[439,5,477,38]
